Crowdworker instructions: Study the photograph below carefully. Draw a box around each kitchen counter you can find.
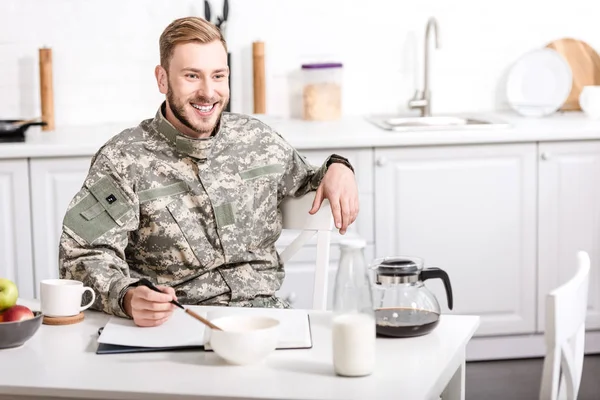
[2,111,600,159]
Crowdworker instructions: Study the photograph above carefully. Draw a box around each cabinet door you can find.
[0,159,34,298]
[374,144,537,336]
[29,157,92,296]
[538,141,600,331]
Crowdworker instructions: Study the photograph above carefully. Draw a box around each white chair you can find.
[539,251,591,400]
[280,194,334,310]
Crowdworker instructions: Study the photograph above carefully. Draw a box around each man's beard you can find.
[166,84,229,136]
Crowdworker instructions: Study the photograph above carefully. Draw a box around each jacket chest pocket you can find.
[166,197,222,269]
[237,164,283,250]
[136,182,222,281]
[214,164,283,261]
[239,163,283,209]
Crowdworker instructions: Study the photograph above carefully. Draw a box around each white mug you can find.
[40,279,96,317]
[579,86,600,119]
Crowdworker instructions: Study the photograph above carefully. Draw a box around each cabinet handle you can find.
[541,152,551,161]
[376,157,387,167]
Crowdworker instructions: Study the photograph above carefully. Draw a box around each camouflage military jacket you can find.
[58,104,333,318]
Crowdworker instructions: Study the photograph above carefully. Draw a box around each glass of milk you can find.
[331,237,376,377]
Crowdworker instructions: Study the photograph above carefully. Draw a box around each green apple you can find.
[0,278,18,312]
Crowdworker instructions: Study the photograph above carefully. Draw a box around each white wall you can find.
[1,0,599,127]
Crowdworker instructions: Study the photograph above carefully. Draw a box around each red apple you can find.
[1,305,34,322]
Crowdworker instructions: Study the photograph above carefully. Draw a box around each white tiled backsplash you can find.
[1,0,599,126]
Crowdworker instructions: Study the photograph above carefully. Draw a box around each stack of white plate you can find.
[506,48,573,117]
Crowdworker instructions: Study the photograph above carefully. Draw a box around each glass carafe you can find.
[331,238,375,377]
[370,256,453,338]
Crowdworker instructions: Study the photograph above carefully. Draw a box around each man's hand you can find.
[123,285,177,327]
[309,163,359,235]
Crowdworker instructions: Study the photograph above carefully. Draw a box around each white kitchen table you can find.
[0,299,479,400]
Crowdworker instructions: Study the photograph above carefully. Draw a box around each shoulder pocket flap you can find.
[88,176,132,224]
[64,193,119,244]
[240,164,284,180]
[80,202,105,220]
[138,181,189,204]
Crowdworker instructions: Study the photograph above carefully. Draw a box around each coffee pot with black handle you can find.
[370,256,453,338]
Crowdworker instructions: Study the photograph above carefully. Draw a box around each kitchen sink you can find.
[367,114,509,132]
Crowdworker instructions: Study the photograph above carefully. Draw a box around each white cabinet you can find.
[538,141,600,331]
[29,157,92,296]
[0,159,34,298]
[374,144,538,336]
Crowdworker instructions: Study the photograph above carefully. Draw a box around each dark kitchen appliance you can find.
[0,119,47,143]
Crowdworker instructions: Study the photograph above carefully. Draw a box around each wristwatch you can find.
[326,154,354,173]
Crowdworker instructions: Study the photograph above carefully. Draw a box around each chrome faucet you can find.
[408,17,440,117]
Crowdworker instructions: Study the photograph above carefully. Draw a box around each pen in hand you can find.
[137,278,184,309]
[136,278,222,331]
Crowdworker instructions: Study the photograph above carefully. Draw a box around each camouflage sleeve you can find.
[274,129,352,198]
[278,146,330,198]
[58,153,140,318]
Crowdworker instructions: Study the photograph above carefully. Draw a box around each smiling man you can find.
[58,17,358,327]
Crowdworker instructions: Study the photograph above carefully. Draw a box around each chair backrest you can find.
[539,251,591,400]
[280,194,334,310]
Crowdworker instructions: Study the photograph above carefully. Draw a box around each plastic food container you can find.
[301,63,343,121]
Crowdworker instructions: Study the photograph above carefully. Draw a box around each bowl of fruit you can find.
[0,278,42,349]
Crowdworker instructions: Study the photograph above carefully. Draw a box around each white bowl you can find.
[207,315,280,365]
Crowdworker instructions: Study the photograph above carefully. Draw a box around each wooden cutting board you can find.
[546,38,600,111]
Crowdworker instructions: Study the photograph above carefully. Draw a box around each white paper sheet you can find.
[97,305,312,349]
[97,308,206,348]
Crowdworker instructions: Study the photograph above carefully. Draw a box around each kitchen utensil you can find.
[370,256,453,338]
[0,119,46,143]
[253,41,266,114]
[506,48,572,117]
[137,278,222,331]
[39,47,54,131]
[0,118,40,131]
[204,0,211,22]
[222,0,228,22]
[203,0,228,30]
[546,38,600,111]
[202,0,230,111]
[215,0,228,29]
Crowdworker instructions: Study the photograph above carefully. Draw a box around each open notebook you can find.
[96,305,312,354]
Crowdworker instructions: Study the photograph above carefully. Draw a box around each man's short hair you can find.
[159,17,227,70]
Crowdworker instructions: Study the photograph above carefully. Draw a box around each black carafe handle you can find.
[420,267,453,310]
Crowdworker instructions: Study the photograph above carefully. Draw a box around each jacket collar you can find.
[155,102,221,161]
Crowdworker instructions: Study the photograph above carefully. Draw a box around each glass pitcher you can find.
[369,256,453,338]
[331,238,375,377]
